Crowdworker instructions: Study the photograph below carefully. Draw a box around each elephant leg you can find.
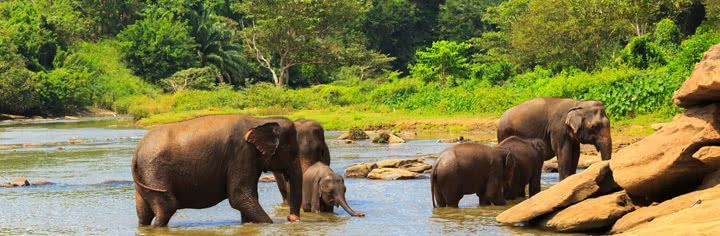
[320,202,333,213]
[557,141,580,180]
[478,194,490,206]
[273,171,289,204]
[229,187,272,224]
[135,192,154,226]
[446,195,461,208]
[529,165,542,197]
[149,194,177,227]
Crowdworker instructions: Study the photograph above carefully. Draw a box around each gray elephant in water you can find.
[302,162,364,217]
[431,143,515,208]
[497,136,547,200]
[498,98,612,180]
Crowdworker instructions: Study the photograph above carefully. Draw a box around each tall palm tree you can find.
[188,3,246,84]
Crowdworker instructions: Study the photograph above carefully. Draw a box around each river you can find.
[0,118,560,235]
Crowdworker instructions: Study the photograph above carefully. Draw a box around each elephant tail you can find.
[431,165,437,208]
[132,153,167,193]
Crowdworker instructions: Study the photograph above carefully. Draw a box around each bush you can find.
[410,41,472,85]
[618,35,666,69]
[118,11,198,82]
[653,19,681,49]
[0,47,38,115]
[161,67,221,92]
[33,68,94,115]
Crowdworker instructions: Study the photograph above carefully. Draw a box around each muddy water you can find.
[0,118,560,235]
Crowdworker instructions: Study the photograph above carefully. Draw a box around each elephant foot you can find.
[287,214,300,222]
[350,212,365,217]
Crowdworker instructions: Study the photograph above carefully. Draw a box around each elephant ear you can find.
[244,122,280,158]
[565,107,584,135]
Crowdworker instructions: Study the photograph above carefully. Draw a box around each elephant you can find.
[497,136,547,200]
[431,143,515,208]
[497,98,612,180]
[274,119,331,203]
[131,115,303,227]
[302,162,364,217]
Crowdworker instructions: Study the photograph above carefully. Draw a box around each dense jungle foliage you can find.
[2,0,720,121]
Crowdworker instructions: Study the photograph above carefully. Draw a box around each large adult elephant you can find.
[274,119,330,203]
[497,98,612,180]
[132,115,303,227]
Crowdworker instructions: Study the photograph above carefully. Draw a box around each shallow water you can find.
[0,118,561,235]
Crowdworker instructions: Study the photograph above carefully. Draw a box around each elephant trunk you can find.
[286,160,303,220]
[596,126,612,161]
[337,194,358,216]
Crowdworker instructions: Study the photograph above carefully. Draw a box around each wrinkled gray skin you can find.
[132,115,302,227]
[275,119,330,203]
[431,143,515,208]
[498,98,612,180]
[302,162,364,217]
[497,136,547,200]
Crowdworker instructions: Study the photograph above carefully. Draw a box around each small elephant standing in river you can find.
[302,162,364,216]
[274,119,331,203]
[132,115,303,227]
[497,136,547,200]
[498,98,612,180]
[431,143,514,208]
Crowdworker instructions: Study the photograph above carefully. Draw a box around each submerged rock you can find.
[259,175,276,182]
[0,177,30,187]
[496,161,619,224]
[367,168,423,180]
[337,127,369,140]
[372,132,405,144]
[537,191,635,232]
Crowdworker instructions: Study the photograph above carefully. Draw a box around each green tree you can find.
[618,35,667,69]
[77,0,145,36]
[189,2,247,84]
[653,19,681,49]
[235,0,370,87]
[436,0,503,41]
[410,40,471,85]
[510,0,631,69]
[362,0,422,70]
[118,11,198,83]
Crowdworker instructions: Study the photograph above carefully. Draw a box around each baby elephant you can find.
[302,162,365,217]
[497,136,547,200]
[432,143,515,207]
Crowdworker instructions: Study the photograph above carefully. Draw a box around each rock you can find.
[693,146,720,169]
[367,168,424,180]
[63,116,80,120]
[0,177,30,187]
[614,195,720,234]
[611,185,720,234]
[437,136,472,143]
[698,169,720,190]
[259,175,276,182]
[610,104,719,201]
[403,162,432,173]
[0,114,28,120]
[337,127,369,140]
[344,163,376,178]
[30,181,54,186]
[496,161,619,224]
[542,154,601,173]
[372,132,405,144]
[537,191,635,232]
[672,44,720,108]
[343,140,355,144]
[650,123,669,131]
[374,158,431,173]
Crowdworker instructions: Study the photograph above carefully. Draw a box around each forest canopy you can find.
[1,0,720,120]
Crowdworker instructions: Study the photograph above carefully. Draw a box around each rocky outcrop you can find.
[542,154,602,172]
[496,161,619,223]
[372,132,406,144]
[344,158,431,179]
[698,169,720,190]
[367,168,423,180]
[0,177,53,187]
[611,185,720,234]
[337,127,369,140]
[673,44,720,108]
[615,195,720,235]
[344,163,375,178]
[537,191,635,232]
[610,104,719,201]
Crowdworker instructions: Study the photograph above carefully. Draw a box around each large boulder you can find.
[367,168,423,180]
[0,177,30,187]
[372,132,406,144]
[337,127,369,140]
[673,44,720,108]
[344,163,376,178]
[537,191,635,232]
[610,185,720,234]
[616,200,720,235]
[610,104,719,201]
[694,146,720,169]
[496,161,619,224]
